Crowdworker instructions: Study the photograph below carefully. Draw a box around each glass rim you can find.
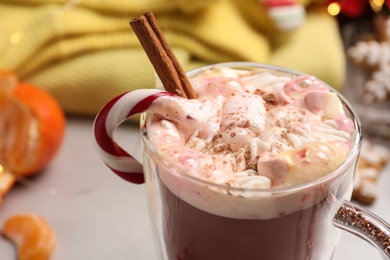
[140,62,363,195]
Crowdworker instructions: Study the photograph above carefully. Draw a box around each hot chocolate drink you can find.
[160,179,330,260]
[93,63,360,260]
[142,65,356,260]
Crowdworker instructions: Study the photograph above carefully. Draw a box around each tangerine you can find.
[0,71,66,204]
[0,71,66,176]
[2,213,56,260]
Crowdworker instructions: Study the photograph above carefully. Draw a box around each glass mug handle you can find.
[93,89,390,259]
[334,201,390,259]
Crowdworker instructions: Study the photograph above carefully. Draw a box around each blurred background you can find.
[0,0,390,259]
[0,0,351,117]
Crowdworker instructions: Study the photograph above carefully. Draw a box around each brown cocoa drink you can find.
[160,179,329,260]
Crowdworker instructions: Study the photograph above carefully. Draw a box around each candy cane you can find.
[93,89,175,184]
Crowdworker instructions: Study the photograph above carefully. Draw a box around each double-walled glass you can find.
[140,63,362,260]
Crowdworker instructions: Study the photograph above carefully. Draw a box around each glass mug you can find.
[93,62,390,260]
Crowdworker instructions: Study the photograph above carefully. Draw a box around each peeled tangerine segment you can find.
[0,85,40,174]
[2,213,56,260]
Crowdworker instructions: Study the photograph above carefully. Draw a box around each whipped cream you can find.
[149,67,354,187]
[145,65,358,219]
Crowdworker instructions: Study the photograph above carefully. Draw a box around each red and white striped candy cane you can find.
[93,89,175,184]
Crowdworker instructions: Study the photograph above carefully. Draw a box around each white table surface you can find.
[0,117,389,260]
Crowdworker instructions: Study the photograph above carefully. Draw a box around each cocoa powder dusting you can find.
[254,89,265,96]
[243,120,250,128]
[262,93,276,104]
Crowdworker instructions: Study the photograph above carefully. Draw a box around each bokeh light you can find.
[327,2,341,16]
[369,0,384,12]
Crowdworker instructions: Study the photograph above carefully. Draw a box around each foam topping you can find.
[146,66,356,219]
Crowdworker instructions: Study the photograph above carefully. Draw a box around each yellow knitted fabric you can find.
[0,0,345,117]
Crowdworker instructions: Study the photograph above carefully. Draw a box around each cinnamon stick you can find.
[130,11,197,99]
